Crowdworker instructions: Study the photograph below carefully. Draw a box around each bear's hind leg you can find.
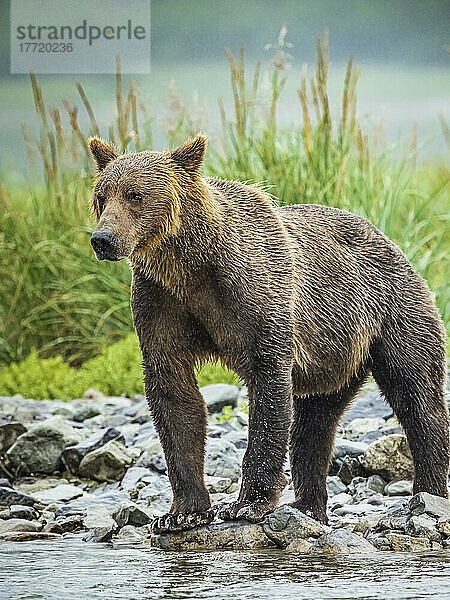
[371,327,449,498]
[290,373,368,523]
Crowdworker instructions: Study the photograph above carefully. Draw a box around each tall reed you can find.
[0,36,448,367]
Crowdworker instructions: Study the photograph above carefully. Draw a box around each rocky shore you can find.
[0,380,449,553]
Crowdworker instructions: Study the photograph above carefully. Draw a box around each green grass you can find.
[0,35,448,400]
[0,333,238,400]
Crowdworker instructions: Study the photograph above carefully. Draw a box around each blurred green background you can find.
[1,0,449,177]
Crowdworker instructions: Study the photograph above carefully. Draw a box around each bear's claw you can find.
[151,509,214,534]
[216,500,273,523]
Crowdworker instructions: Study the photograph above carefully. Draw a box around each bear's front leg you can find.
[145,365,213,534]
[218,359,292,523]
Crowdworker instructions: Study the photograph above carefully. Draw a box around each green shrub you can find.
[0,333,239,399]
[0,352,80,400]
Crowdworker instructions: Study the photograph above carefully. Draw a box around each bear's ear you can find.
[88,137,118,171]
[170,134,207,174]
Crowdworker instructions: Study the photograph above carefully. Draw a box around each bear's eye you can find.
[127,191,142,203]
[96,193,106,214]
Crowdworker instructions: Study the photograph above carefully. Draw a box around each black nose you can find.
[91,231,116,258]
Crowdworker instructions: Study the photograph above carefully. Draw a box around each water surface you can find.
[1,541,450,600]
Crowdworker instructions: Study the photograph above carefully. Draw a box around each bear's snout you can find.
[91,231,119,261]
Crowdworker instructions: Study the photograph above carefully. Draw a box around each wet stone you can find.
[385,480,413,496]
[205,438,241,481]
[385,532,432,552]
[310,528,377,554]
[43,515,84,534]
[9,505,36,520]
[83,504,116,542]
[406,514,440,541]
[151,521,273,551]
[112,501,152,528]
[326,476,348,497]
[33,484,84,504]
[360,434,414,481]
[409,493,450,520]
[78,440,138,482]
[262,505,328,548]
[200,384,240,413]
[61,428,124,474]
[0,420,27,453]
[0,531,61,542]
[0,486,36,507]
[0,518,42,534]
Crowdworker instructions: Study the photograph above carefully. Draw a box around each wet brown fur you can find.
[89,135,449,530]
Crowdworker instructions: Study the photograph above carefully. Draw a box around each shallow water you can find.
[1,541,449,600]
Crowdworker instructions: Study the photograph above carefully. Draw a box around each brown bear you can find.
[88,134,449,532]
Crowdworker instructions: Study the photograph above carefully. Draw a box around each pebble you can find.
[0,379,449,553]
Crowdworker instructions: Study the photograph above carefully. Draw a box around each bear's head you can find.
[89,134,207,261]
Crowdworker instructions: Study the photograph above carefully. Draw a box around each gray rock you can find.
[78,440,138,482]
[137,474,172,515]
[310,528,377,554]
[333,438,369,460]
[334,504,383,517]
[329,492,353,510]
[135,442,167,474]
[14,477,69,495]
[409,493,450,520]
[0,518,42,534]
[0,420,27,453]
[406,514,440,540]
[56,490,129,518]
[205,475,232,494]
[114,525,146,544]
[385,480,413,496]
[364,531,392,550]
[43,514,84,534]
[132,422,157,447]
[9,505,36,520]
[366,475,387,494]
[437,518,450,537]
[385,532,431,551]
[102,415,130,428]
[61,428,124,474]
[360,435,413,481]
[340,387,392,425]
[221,429,248,449]
[0,486,36,507]
[0,478,11,488]
[0,531,61,541]
[326,476,348,497]
[208,423,234,438]
[151,521,273,551]
[120,466,155,491]
[344,418,385,439]
[83,504,116,542]
[112,501,152,528]
[337,456,367,484]
[6,418,86,475]
[200,384,240,413]
[262,505,328,548]
[376,505,409,532]
[114,398,148,420]
[33,484,84,504]
[205,438,241,481]
[72,402,102,423]
[285,538,314,552]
